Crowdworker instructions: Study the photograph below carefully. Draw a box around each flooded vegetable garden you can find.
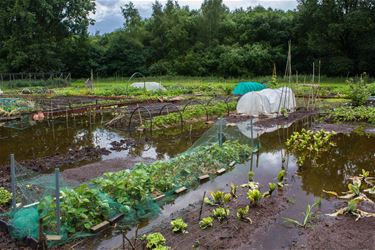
[0,96,374,250]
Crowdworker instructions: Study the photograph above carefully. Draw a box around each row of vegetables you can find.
[37,140,252,236]
[147,101,237,129]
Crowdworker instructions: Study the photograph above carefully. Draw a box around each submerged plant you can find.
[248,170,255,181]
[283,199,321,228]
[247,189,262,205]
[170,218,188,233]
[199,217,214,229]
[236,206,252,223]
[286,129,336,165]
[277,170,286,187]
[213,207,230,221]
[324,172,375,221]
[264,183,277,197]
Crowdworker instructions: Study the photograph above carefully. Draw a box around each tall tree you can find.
[0,0,95,73]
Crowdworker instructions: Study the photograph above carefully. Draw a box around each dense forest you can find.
[0,0,375,78]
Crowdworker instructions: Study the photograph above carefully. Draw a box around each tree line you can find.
[1,0,375,78]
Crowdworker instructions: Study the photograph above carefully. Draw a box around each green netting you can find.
[0,98,34,113]
[232,82,267,95]
[2,118,258,246]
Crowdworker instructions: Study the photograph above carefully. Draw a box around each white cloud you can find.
[90,0,297,33]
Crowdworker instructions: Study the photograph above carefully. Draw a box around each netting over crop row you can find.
[1,119,257,247]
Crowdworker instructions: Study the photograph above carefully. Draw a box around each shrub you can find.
[347,77,370,107]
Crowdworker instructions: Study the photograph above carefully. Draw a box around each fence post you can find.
[55,168,61,235]
[250,119,254,151]
[218,118,223,147]
[10,154,17,210]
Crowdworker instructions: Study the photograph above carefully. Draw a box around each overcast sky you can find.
[90,0,298,34]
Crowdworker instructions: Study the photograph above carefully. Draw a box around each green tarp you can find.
[232,82,266,95]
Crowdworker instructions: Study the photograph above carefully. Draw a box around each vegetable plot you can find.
[11,140,251,243]
[286,129,336,166]
[147,101,237,129]
[94,140,251,207]
[326,106,375,124]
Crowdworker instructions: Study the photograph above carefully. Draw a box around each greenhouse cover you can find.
[232,82,267,95]
[131,82,166,91]
[236,87,296,116]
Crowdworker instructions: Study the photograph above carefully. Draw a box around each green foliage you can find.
[210,191,225,205]
[38,184,110,234]
[170,218,188,233]
[199,217,214,229]
[0,187,11,206]
[248,171,254,181]
[264,182,277,197]
[149,102,236,129]
[236,206,251,223]
[2,0,375,77]
[93,140,251,207]
[212,207,230,221]
[247,189,262,205]
[286,129,336,165]
[142,232,168,249]
[347,74,370,107]
[277,170,286,183]
[230,183,237,198]
[326,106,375,125]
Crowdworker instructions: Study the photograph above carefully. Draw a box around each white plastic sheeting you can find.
[236,87,296,116]
[131,82,166,91]
[0,89,3,95]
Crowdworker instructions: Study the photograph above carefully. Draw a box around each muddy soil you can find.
[128,189,375,250]
[312,123,356,134]
[127,187,290,250]
[255,109,318,128]
[0,146,110,189]
[20,146,111,172]
[293,213,375,250]
[62,156,154,183]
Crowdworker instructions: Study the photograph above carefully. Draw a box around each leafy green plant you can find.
[230,183,237,198]
[213,207,230,221]
[286,129,336,165]
[247,189,262,205]
[38,184,110,234]
[326,106,375,124]
[264,183,277,197]
[210,191,225,205]
[142,232,168,249]
[199,217,214,229]
[248,170,254,181]
[280,108,289,118]
[236,206,252,223]
[277,169,286,187]
[224,193,232,204]
[283,199,321,228]
[0,187,11,206]
[171,218,188,233]
[347,76,370,107]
